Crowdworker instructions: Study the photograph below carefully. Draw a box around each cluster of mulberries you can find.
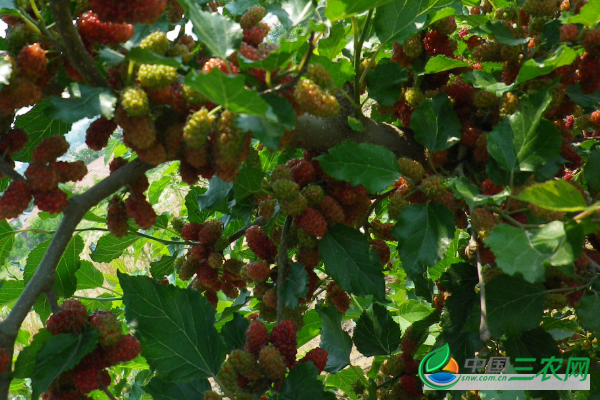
[218,319,327,396]
[175,220,245,305]
[41,300,141,399]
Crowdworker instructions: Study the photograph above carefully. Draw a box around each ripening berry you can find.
[302,185,324,207]
[115,108,157,150]
[430,16,457,35]
[299,348,328,373]
[198,220,223,245]
[294,207,327,237]
[107,196,128,238]
[77,12,134,45]
[0,181,31,219]
[86,117,116,150]
[423,31,454,57]
[473,42,503,62]
[272,179,300,200]
[287,159,316,187]
[104,334,141,365]
[74,367,103,394]
[137,64,178,88]
[245,319,269,355]
[243,25,267,46]
[120,86,150,117]
[473,90,498,108]
[246,225,278,263]
[89,310,122,346]
[306,63,334,91]
[523,0,557,17]
[545,293,568,309]
[240,6,266,29]
[326,282,350,314]
[0,128,27,156]
[258,200,276,220]
[403,34,423,59]
[404,87,425,108]
[183,107,215,148]
[259,345,287,380]
[420,175,447,198]
[89,0,167,24]
[46,299,88,335]
[140,31,170,56]
[560,24,578,43]
[297,246,320,268]
[397,157,425,184]
[471,208,496,239]
[370,239,391,265]
[32,135,69,164]
[229,349,263,381]
[125,194,156,229]
[246,261,271,283]
[401,375,421,397]
[18,43,46,80]
[270,320,297,369]
[294,79,340,118]
[202,57,239,75]
[25,163,59,192]
[270,164,293,183]
[317,195,345,226]
[34,188,68,214]
[51,161,87,183]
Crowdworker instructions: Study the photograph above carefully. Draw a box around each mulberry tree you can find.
[0,0,599,399]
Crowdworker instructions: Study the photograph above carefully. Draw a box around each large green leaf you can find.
[412,94,461,152]
[13,329,52,379]
[316,305,352,374]
[0,220,14,266]
[221,313,249,352]
[486,275,546,338]
[125,47,186,69]
[567,0,600,25]
[14,101,72,163]
[25,236,84,298]
[515,46,577,84]
[120,274,227,381]
[281,262,309,308]
[45,83,117,124]
[316,141,401,194]
[353,303,402,356]
[504,327,561,371]
[576,293,600,333]
[185,186,209,224]
[424,55,470,74]
[148,175,171,205]
[144,378,211,400]
[297,310,322,347]
[326,0,396,22]
[238,34,310,72]
[585,149,600,192]
[271,363,329,400]
[150,254,178,280]
[175,0,242,60]
[198,176,232,211]
[469,21,530,46]
[0,280,24,307]
[365,61,409,106]
[91,234,138,263]
[395,300,433,332]
[487,87,562,174]
[373,0,460,45]
[485,222,582,283]
[31,329,99,399]
[75,261,104,290]
[318,22,349,59]
[514,179,587,212]
[319,224,385,301]
[232,166,263,201]
[185,69,272,118]
[392,203,456,278]
[279,0,315,27]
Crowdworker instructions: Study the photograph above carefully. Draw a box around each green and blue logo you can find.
[418,344,460,390]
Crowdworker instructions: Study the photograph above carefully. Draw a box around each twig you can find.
[361,188,396,231]
[0,158,151,399]
[228,216,266,244]
[48,0,109,88]
[45,288,60,314]
[573,201,600,222]
[0,158,24,181]
[100,383,118,400]
[276,215,293,323]
[470,220,490,344]
[260,32,316,95]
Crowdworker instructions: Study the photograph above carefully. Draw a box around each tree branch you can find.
[276,215,293,323]
[0,158,24,181]
[0,158,151,399]
[48,0,110,88]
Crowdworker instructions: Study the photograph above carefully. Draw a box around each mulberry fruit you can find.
[86,117,116,150]
[107,196,128,238]
[125,194,156,229]
[245,319,269,355]
[246,226,278,263]
[46,299,87,335]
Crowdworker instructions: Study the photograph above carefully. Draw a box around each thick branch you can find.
[290,113,425,163]
[0,158,24,181]
[48,0,110,88]
[0,159,151,399]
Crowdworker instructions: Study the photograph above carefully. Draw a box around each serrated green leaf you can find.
[316,141,401,194]
[91,234,138,263]
[126,47,185,69]
[0,57,12,86]
[25,236,84,298]
[567,0,600,25]
[185,69,272,118]
[326,0,396,22]
[319,225,385,301]
[585,149,600,192]
[175,0,242,59]
[150,254,178,280]
[576,293,600,332]
[515,46,577,84]
[75,261,104,290]
[462,70,514,96]
[0,280,24,307]
[449,177,509,208]
[325,368,361,399]
[392,203,456,278]
[144,378,210,400]
[470,21,530,46]
[185,186,208,224]
[566,83,600,107]
[487,87,562,174]
[485,222,581,283]
[148,175,171,205]
[46,83,117,124]
[319,22,349,59]
[236,94,296,149]
[0,220,14,266]
[239,34,310,72]
[365,61,409,106]
[316,305,352,373]
[297,310,321,347]
[395,300,433,332]
[31,329,99,399]
[514,179,587,211]
[412,94,461,152]
[198,176,232,211]
[120,273,227,381]
[221,313,249,352]
[486,275,546,338]
[13,329,52,379]
[373,0,460,45]
[280,0,316,27]
[281,263,308,308]
[354,304,401,356]
[424,55,469,74]
[271,363,329,400]
[504,327,561,372]
[14,101,72,163]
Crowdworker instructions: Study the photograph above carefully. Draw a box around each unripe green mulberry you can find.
[403,34,423,59]
[270,164,293,182]
[138,64,178,88]
[404,87,425,107]
[545,293,567,309]
[181,84,206,104]
[120,86,150,117]
[388,194,408,220]
[140,31,170,56]
[302,185,324,207]
[228,349,263,381]
[397,157,425,184]
[259,345,287,380]
[183,107,215,148]
[279,194,308,216]
[240,5,266,29]
[272,179,300,200]
[473,90,498,109]
[294,79,339,118]
[168,43,192,64]
[420,175,447,198]
[306,63,334,91]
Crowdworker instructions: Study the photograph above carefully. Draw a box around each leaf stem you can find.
[72,295,123,301]
[350,294,364,313]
